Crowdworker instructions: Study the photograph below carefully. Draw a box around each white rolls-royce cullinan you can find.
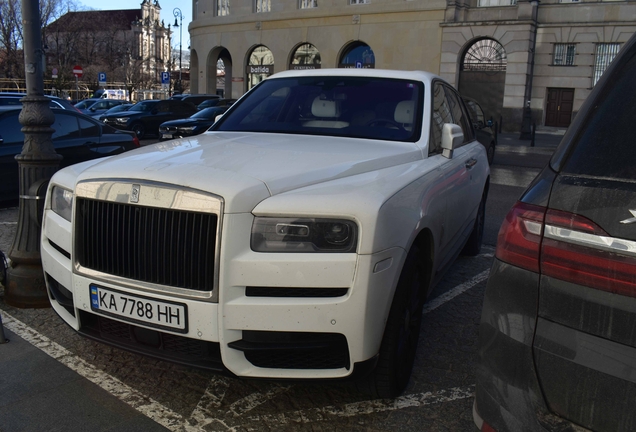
[41,69,489,398]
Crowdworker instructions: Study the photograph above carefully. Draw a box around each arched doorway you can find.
[247,45,274,90]
[289,43,321,70]
[458,38,507,126]
[338,42,375,68]
[206,47,233,98]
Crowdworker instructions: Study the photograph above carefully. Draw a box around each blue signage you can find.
[355,61,363,69]
[161,72,170,84]
[98,72,106,84]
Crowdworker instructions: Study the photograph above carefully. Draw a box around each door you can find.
[545,88,574,127]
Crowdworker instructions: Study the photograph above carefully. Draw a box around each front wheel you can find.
[357,246,429,398]
[131,123,145,139]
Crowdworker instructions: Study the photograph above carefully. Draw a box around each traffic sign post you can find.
[73,65,82,101]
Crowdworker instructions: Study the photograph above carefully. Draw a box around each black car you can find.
[102,99,198,139]
[77,99,126,116]
[474,32,636,431]
[94,103,133,120]
[0,92,80,112]
[158,106,229,141]
[463,97,496,165]
[0,108,139,206]
[179,94,221,106]
[197,98,236,110]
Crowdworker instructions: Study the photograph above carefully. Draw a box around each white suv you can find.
[41,69,489,397]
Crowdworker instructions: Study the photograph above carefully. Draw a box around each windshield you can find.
[75,100,97,109]
[214,76,423,142]
[129,101,158,112]
[192,107,225,120]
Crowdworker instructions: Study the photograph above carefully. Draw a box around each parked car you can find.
[158,106,229,140]
[74,98,103,111]
[94,103,133,121]
[41,69,489,398]
[474,32,636,432]
[102,99,198,139]
[197,98,236,110]
[0,108,139,206]
[77,99,126,116]
[463,97,496,165]
[179,94,221,106]
[0,92,80,112]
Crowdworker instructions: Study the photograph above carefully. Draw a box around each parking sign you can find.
[161,72,170,84]
[98,72,107,84]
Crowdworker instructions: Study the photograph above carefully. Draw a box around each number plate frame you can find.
[89,284,188,333]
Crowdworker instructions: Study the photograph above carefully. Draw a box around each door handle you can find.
[465,158,477,169]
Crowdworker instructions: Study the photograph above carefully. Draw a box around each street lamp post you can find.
[173,8,183,93]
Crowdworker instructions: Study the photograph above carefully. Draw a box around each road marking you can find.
[1,311,186,432]
[423,270,490,314]
[490,166,540,188]
[229,384,291,416]
[241,385,475,426]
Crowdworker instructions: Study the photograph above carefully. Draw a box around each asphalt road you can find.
[0,139,553,432]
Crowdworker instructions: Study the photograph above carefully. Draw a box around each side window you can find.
[444,87,473,143]
[0,112,24,144]
[157,102,170,113]
[78,117,100,137]
[429,82,453,155]
[52,113,80,140]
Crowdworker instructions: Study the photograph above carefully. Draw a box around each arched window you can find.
[290,43,321,70]
[461,39,507,71]
[339,42,375,68]
[247,45,274,89]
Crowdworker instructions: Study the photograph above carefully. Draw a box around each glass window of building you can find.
[350,0,369,4]
[255,0,271,12]
[339,43,375,68]
[593,43,621,85]
[290,43,321,69]
[299,0,317,7]
[478,0,516,6]
[247,45,274,89]
[553,43,576,66]
[217,0,230,16]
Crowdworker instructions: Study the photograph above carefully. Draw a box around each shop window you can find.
[290,43,321,69]
[339,43,375,68]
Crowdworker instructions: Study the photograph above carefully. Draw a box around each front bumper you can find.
[41,209,405,379]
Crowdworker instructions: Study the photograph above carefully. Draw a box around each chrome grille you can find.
[76,198,217,292]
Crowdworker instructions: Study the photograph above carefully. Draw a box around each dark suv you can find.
[474,33,636,431]
[102,99,197,138]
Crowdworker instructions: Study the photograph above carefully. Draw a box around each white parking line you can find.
[1,261,489,430]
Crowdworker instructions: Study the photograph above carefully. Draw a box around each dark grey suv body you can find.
[475,33,636,431]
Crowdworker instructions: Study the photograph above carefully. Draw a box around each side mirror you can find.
[89,107,96,112]
[486,119,494,128]
[214,114,224,123]
[441,123,464,159]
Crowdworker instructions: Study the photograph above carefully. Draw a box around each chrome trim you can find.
[73,179,224,302]
[544,225,636,258]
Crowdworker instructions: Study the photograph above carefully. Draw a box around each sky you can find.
[78,0,192,50]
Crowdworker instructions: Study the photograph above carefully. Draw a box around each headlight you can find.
[177,126,197,133]
[251,217,357,253]
[114,117,129,124]
[51,186,73,221]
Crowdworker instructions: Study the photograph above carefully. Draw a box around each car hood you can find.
[74,131,422,213]
[161,118,212,127]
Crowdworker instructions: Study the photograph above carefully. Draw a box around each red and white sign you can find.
[72,65,83,78]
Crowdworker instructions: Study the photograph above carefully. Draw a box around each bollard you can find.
[531,122,536,147]
[0,314,8,344]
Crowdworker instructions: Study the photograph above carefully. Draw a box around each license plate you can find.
[161,133,173,139]
[90,285,187,333]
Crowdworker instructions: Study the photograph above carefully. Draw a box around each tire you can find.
[131,123,145,139]
[462,189,487,256]
[487,142,495,165]
[357,246,429,398]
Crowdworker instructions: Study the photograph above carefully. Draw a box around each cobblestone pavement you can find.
[0,138,552,431]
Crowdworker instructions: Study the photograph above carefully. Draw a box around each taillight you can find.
[541,209,636,297]
[497,202,636,297]
[132,136,141,148]
[495,202,546,273]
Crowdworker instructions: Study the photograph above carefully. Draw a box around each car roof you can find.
[268,68,441,83]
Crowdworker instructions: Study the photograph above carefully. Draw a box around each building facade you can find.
[189,0,635,131]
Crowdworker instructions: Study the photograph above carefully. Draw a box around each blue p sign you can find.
[98,72,107,83]
[161,72,170,84]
